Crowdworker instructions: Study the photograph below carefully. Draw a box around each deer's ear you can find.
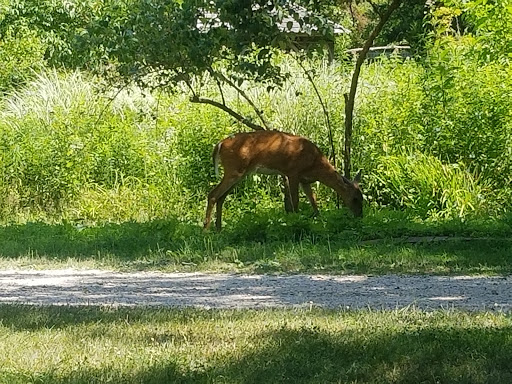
[353,169,362,184]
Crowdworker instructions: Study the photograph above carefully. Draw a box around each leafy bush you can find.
[0,71,161,213]
[420,50,512,186]
[168,100,233,197]
[353,58,426,161]
[0,0,101,69]
[0,28,46,92]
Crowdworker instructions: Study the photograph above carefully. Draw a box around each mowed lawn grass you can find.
[1,305,512,384]
[1,212,512,274]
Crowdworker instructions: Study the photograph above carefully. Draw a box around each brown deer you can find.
[204,130,363,231]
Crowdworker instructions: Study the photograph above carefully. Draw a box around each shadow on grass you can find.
[2,306,512,383]
[0,219,196,261]
[176,326,512,384]
[1,211,512,274]
[0,304,209,330]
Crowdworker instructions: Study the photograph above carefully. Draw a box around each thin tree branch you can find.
[206,67,227,106]
[184,72,264,131]
[215,75,226,106]
[190,95,265,131]
[295,58,334,165]
[214,71,272,130]
[295,56,340,209]
[348,0,357,29]
[183,77,197,98]
[94,81,131,129]
[367,0,384,18]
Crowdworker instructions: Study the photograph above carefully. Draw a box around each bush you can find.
[0,71,162,214]
[420,56,512,186]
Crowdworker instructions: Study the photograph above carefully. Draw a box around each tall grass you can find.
[366,153,494,218]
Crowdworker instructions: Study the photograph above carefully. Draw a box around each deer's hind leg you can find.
[282,175,301,213]
[204,173,243,230]
[215,185,236,231]
[282,176,293,213]
[287,176,300,212]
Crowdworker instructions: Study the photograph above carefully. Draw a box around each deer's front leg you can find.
[301,183,319,217]
[215,186,234,231]
[282,176,293,213]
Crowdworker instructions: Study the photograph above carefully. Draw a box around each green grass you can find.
[2,211,512,275]
[1,305,511,383]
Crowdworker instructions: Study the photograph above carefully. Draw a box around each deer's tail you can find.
[213,142,222,177]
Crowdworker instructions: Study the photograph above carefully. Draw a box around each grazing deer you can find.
[204,130,363,231]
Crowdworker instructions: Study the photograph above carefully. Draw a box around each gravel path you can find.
[1,269,511,311]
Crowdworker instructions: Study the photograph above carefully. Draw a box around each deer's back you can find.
[219,131,325,175]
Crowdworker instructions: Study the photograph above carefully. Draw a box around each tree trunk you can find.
[344,0,402,179]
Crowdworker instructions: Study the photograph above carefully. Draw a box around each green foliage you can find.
[459,0,512,64]
[420,5,512,188]
[378,0,428,49]
[421,58,512,182]
[367,153,493,219]
[0,27,46,92]
[1,0,512,228]
[0,71,165,215]
[0,0,100,68]
[1,49,512,223]
[76,0,336,88]
[354,59,425,160]
[168,101,232,197]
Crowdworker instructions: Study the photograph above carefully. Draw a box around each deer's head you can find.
[341,170,363,217]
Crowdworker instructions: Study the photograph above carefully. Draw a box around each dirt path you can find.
[1,269,511,311]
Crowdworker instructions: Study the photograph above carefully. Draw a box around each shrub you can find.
[1,49,512,224]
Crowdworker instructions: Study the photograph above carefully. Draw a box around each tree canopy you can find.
[67,0,341,129]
